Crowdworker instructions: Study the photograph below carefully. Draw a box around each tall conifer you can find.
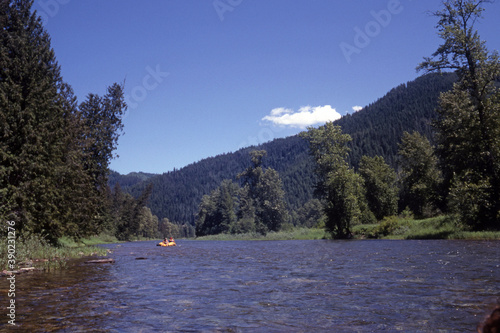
[0,0,69,240]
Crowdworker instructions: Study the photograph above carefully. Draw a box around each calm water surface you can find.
[2,239,499,332]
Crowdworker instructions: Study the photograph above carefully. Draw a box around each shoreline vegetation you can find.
[0,233,117,274]
[195,216,500,241]
[2,215,499,275]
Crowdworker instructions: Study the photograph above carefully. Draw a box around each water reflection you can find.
[2,240,499,332]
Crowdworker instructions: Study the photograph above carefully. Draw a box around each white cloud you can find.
[262,105,342,129]
[352,105,363,112]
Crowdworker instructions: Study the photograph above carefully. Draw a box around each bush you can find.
[372,216,401,237]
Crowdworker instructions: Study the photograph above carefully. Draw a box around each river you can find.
[2,239,499,332]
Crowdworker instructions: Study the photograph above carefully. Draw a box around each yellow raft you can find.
[157,241,176,247]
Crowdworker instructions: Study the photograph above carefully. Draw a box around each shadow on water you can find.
[1,239,499,332]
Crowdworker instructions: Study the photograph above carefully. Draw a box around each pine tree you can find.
[80,83,126,193]
[0,1,129,242]
[0,0,81,241]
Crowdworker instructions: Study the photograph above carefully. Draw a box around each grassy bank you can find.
[195,227,327,241]
[196,219,500,241]
[0,233,114,272]
[352,215,500,240]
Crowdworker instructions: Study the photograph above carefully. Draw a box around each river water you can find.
[2,239,499,332]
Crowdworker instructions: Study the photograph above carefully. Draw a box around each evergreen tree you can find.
[80,84,126,191]
[418,0,500,229]
[398,131,442,218]
[0,1,129,242]
[0,0,93,242]
[358,155,398,220]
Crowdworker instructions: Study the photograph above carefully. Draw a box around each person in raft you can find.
[169,237,175,243]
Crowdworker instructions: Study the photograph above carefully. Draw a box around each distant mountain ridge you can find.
[110,72,457,225]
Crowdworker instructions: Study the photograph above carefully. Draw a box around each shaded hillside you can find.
[341,72,457,167]
[108,171,157,190]
[114,73,456,225]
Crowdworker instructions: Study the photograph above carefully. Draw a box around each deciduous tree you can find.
[301,123,370,238]
[418,0,500,228]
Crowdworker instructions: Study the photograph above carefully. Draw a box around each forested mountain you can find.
[112,72,457,226]
[108,171,157,190]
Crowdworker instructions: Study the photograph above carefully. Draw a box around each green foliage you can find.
[301,123,370,238]
[447,172,493,230]
[418,0,500,229]
[294,199,324,228]
[111,183,158,241]
[0,1,71,241]
[398,131,443,218]
[196,179,239,236]
[0,1,128,243]
[80,84,126,192]
[237,151,288,235]
[195,227,326,241]
[351,215,500,240]
[196,151,288,236]
[358,155,398,220]
[372,216,401,237]
[0,233,108,271]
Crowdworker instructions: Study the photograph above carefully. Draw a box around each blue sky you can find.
[35,0,500,174]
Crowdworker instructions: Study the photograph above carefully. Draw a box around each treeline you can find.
[108,182,194,239]
[0,1,163,243]
[116,72,456,230]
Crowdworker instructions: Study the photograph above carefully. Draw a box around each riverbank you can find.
[195,228,327,241]
[196,216,500,241]
[0,233,114,274]
[352,215,500,240]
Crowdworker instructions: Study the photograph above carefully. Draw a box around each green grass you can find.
[0,233,111,272]
[58,233,120,247]
[197,219,500,241]
[196,228,327,241]
[352,215,500,240]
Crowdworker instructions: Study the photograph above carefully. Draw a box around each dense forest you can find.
[114,72,457,232]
